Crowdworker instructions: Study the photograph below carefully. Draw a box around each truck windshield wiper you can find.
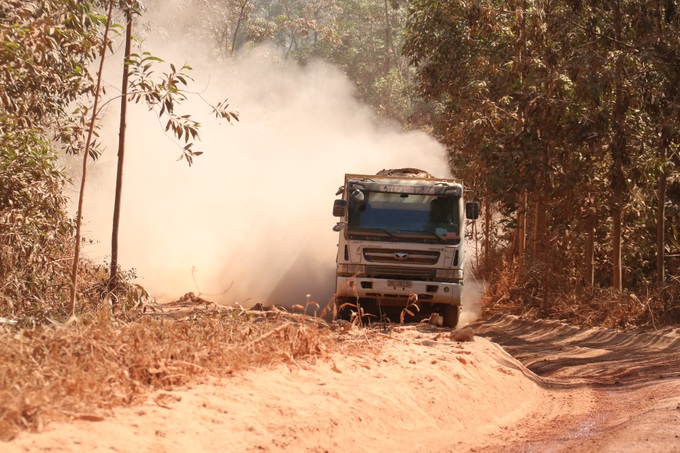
[398,230,446,242]
[349,228,401,241]
[380,229,401,240]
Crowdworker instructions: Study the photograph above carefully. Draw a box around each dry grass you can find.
[0,300,362,441]
[484,259,680,329]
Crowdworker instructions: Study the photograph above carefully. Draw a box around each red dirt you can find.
[5,315,680,452]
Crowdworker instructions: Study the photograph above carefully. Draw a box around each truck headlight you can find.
[338,264,365,275]
[436,269,463,280]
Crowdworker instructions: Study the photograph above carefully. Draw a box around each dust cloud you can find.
[71,8,450,308]
[459,280,485,327]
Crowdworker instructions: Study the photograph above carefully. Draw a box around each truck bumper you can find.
[335,276,462,306]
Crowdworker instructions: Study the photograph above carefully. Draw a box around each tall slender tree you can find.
[70,0,116,319]
[109,1,134,287]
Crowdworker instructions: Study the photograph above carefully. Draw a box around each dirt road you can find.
[473,315,680,452]
[6,314,680,452]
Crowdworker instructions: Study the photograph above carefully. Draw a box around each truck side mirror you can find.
[465,201,480,220]
[333,199,347,217]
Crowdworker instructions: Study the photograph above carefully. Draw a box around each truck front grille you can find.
[364,266,437,280]
[363,248,440,265]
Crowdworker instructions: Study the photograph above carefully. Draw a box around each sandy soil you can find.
[5,315,680,452]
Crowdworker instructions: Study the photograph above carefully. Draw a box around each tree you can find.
[1,0,110,322]
[403,0,680,300]
[145,0,416,125]
[69,0,117,319]
[1,0,239,320]
[103,2,239,294]
[109,0,134,289]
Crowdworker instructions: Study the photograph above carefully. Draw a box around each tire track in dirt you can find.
[5,315,680,452]
[471,314,680,452]
[474,314,680,384]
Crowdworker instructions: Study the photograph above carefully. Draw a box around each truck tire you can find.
[442,304,460,328]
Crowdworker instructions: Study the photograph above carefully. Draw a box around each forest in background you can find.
[1,0,679,327]
[404,0,680,326]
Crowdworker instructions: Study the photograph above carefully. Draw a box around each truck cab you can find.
[332,169,479,327]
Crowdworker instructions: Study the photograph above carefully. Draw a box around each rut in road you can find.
[471,314,680,385]
[470,314,680,453]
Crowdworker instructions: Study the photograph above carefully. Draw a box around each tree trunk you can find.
[612,201,623,291]
[517,190,527,268]
[484,199,492,275]
[655,6,669,286]
[230,0,249,57]
[611,0,625,292]
[69,0,115,319]
[516,1,528,269]
[382,0,402,72]
[584,207,596,287]
[109,5,133,287]
[542,222,550,316]
[657,137,668,284]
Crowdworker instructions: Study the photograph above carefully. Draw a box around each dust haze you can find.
[459,281,485,327]
[69,4,456,309]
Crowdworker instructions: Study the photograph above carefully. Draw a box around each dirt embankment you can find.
[6,315,680,452]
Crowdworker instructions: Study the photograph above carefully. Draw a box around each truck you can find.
[331,168,479,328]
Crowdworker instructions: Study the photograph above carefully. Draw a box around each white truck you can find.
[331,168,479,327]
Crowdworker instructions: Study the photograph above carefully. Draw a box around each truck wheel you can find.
[442,304,460,328]
[334,297,354,321]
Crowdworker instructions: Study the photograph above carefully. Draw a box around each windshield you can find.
[347,191,460,241]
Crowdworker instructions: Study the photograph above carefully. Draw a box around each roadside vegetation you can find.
[404,1,680,326]
[0,302,353,441]
[1,0,679,443]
